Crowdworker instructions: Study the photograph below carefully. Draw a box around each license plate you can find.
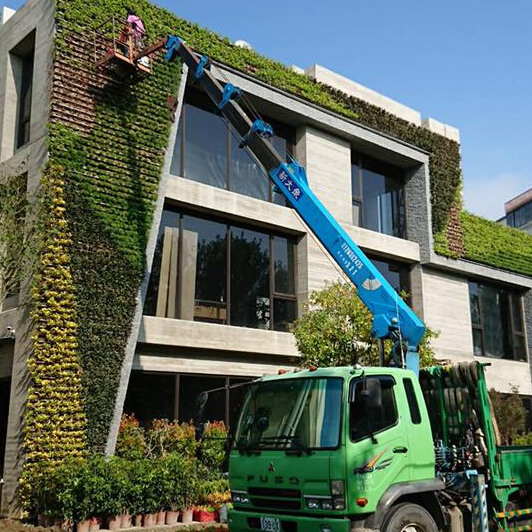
[260,517,280,532]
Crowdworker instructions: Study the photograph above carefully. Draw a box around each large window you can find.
[124,371,252,428]
[145,208,297,332]
[10,31,35,150]
[171,89,292,204]
[469,282,527,361]
[351,154,405,238]
[506,201,532,230]
[370,255,410,295]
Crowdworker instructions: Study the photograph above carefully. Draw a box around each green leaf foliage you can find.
[461,211,532,277]
[489,386,527,445]
[48,0,182,451]
[294,282,437,369]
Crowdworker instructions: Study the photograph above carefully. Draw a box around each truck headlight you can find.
[231,491,249,504]
[305,498,320,510]
[331,480,345,510]
[320,498,333,510]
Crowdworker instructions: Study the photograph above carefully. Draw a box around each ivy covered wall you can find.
[25,0,531,462]
[44,0,182,451]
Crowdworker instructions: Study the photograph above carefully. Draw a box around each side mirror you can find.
[195,391,209,440]
[360,378,382,409]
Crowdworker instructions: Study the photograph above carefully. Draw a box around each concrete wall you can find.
[421,267,532,395]
[421,268,474,361]
[0,0,55,515]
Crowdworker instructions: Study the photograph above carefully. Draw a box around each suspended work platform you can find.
[93,16,166,75]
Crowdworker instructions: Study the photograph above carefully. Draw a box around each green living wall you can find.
[37,0,532,460]
[46,0,182,451]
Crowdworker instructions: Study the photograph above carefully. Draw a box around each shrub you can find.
[199,421,228,469]
[115,414,147,460]
[513,432,532,446]
[146,419,198,459]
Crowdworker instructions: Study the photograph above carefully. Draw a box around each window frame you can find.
[348,375,398,443]
[147,207,298,331]
[403,378,421,425]
[350,153,406,238]
[468,281,527,362]
[172,89,294,204]
[124,370,254,429]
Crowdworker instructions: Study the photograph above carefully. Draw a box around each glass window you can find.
[235,377,343,450]
[403,378,421,424]
[273,236,295,294]
[230,133,268,201]
[468,281,527,361]
[350,377,397,442]
[124,371,253,429]
[183,215,227,324]
[370,256,410,295]
[179,375,226,423]
[231,227,270,329]
[10,32,35,150]
[124,372,175,424]
[171,89,294,205]
[351,154,405,238]
[184,103,227,189]
[0,378,11,476]
[145,207,297,331]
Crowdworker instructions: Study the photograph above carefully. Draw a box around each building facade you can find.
[500,188,532,235]
[1,0,532,515]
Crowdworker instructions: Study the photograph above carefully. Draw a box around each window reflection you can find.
[170,89,293,205]
[468,281,527,361]
[351,154,405,238]
[184,104,227,189]
[145,208,297,332]
[231,228,270,329]
[370,255,410,295]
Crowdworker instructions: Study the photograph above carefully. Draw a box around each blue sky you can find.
[6,0,531,219]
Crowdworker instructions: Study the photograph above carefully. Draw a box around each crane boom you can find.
[165,36,425,372]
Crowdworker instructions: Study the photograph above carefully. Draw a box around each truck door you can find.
[345,376,411,511]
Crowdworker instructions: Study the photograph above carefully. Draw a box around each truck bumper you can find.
[228,509,351,532]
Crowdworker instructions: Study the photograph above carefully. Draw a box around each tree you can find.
[293,281,438,368]
[489,386,527,444]
[0,175,36,304]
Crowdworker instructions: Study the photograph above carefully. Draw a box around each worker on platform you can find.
[126,8,146,50]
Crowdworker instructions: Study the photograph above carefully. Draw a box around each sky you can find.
[6,0,531,220]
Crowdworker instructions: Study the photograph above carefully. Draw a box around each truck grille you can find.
[248,487,301,511]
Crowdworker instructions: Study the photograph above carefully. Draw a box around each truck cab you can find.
[228,366,438,532]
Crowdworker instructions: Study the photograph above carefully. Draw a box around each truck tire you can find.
[382,502,439,532]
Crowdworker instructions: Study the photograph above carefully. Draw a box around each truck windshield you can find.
[235,377,343,451]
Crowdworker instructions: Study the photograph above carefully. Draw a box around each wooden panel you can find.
[156,226,173,317]
[167,228,179,319]
[178,230,198,320]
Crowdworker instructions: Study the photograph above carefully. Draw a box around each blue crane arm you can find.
[164,36,426,371]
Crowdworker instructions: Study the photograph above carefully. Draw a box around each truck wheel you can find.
[382,503,439,532]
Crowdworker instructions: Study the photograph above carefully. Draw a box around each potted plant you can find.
[104,458,127,531]
[137,458,160,527]
[83,456,111,531]
[180,459,199,524]
[163,454,185,525]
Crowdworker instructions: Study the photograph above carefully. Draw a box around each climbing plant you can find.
[26,0,530,464]
[47,0,182,451]
[20,164,87,507]
[0,175,33,304]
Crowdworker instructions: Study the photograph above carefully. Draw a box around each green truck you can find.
[227,362,532,532]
